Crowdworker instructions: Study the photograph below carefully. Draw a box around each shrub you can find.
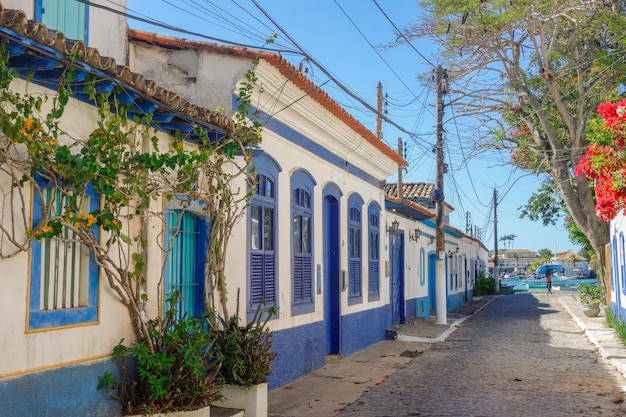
[209,296,277,388]
[98,293,221,415]
[474,272,496,296]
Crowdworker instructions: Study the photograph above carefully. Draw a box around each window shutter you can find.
[369,258,379,294]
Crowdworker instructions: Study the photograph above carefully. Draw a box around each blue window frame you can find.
[35,0,89,44]
[348,194,363,304]
[249,154,281,316]
[291,170,316,315]
[367,203,380,301]
[619,233,626,294]
[164,207,208,319]
[28,180,100,330]
[420,248,426,286]
[612,235,618,290]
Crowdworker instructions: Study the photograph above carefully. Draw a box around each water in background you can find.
[499,276,598,292]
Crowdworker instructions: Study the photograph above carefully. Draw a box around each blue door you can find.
[428,252,437,313]
[390,231,405,325]
[323,194,340,355]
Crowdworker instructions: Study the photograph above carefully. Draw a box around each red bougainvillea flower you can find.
[574,99,626,221]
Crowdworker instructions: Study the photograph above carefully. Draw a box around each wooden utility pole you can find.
[435,65,447,325]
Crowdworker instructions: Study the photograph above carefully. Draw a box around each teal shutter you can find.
[40,0,87,42]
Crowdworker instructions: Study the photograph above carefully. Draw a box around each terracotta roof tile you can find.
[385,182,434,201]
[0,4,237,137]
[128,28,407,167]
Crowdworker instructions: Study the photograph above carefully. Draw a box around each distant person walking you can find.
[546,268,553,295]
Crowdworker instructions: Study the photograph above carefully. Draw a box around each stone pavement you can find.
[268,293,626,417]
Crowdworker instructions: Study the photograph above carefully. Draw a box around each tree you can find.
[537,248,553,266]
[396,0,626,288]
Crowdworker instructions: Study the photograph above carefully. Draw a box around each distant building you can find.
[488,249,540,276]
[554,251,590,277]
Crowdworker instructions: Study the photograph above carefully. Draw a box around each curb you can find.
[398,296,497,343]
[560,298,626,381]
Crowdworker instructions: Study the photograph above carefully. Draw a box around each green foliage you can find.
[98,293,221,415]
[473,272,496,297]
[209,297,277,387]
[605,307,626,347]
[577,282,603,306]
[537,248,553,266]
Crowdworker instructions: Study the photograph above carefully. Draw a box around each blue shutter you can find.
[251,253,264,305]
[368,258,379,294]
[349,258,361,297]
[264,254,276,303]
[293,254,312,303]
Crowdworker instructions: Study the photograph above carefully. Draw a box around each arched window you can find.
[291,169,316,315]
[249,154,281,313]
[348,194,364,304]
[367,202,380,301]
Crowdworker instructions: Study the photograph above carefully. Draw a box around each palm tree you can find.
[537,248,553,266]
[513,253,520,273]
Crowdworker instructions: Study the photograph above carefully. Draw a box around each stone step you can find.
[211,406,245,417]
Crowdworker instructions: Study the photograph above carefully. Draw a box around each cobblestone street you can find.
[336,293,626,417]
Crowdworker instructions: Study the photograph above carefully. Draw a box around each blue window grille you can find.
[164,209,207,319]
[367,203,380,299]
[348,194,363,303]
[28,180,100,330]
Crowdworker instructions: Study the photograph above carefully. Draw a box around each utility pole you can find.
[435,65,447,325]
[493,188,499,288]
[376,82,383,140]
[397,138,403,199]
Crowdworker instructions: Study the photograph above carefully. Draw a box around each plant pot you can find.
[582,304,601,318]
[128,404,211,417]
[213,383,268,417]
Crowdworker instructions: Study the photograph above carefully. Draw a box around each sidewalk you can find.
[268,293,626,417]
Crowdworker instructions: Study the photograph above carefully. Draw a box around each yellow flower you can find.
[78,212,86,219]
[24,118,34,129]
[87,214,97,226]
[42,225,53,233]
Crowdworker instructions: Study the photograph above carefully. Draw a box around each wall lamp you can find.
[387,219,399,236]
[409,228,421,242]
[447,246,460,258]
[427,236,435,245]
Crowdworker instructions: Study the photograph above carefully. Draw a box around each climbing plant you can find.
[0,44,262,346]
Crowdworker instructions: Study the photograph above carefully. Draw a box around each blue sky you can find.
[125,0,576,254]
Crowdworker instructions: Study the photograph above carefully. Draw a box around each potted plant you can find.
[577,282,603,317]
[98,293,222,416]
[209,295,276,417]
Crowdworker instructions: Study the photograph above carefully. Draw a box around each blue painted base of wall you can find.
[0,358,122,417]
[341,304,390,357]
[268,320,326,389]
[268,304,391,389]
[611,300,626,321]
[406,296,430,319]
[447,291,467,311]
